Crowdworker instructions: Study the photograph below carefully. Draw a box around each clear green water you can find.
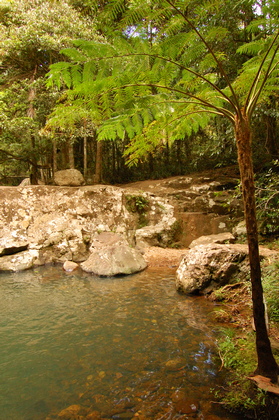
[0,266,240,420]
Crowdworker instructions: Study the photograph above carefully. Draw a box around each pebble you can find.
[63,260,79,272]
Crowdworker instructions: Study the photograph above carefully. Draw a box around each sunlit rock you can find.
[63,260,79,272]
[233,220,247,238]
[176,244,247,294]
[0,250,39,271]
[81,233,147,276]
[54,169,85,186]
[189,232,235,248]
[0,185,176,272]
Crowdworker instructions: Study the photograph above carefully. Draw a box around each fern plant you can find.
[47,0,279,383]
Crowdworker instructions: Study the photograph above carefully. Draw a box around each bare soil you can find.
[143,246,187,269]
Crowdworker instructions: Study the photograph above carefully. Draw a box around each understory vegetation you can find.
[212,254,279,418]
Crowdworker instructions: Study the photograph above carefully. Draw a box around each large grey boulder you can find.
[54,169,85,186]
[176,244,247,294]
[80,232,147,276]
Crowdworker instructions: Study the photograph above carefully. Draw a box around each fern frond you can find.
[237,40,266,57]
[60,47,87,62]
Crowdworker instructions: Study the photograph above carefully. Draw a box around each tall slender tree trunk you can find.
[53,139,58,173]
[68,138,75,169]
[235,110,279,383]
[94,140,102,183]
[84,135,88,181]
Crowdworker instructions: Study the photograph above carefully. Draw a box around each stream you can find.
[0,265,242,420]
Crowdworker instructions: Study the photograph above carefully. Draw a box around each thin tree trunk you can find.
[94,140,102,183]
[235,110,279,382]
[53,139,58,173]
[84,135,88,181]
[68,138,75,169]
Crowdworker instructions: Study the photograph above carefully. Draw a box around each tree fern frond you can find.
[105,0,127,21]
[237,40,266,57]
[60,47,88,62]
[244,18,269,35]
[70,65,82,87]
[204,26,230,43]
[83,61,97,82]
[119,1,150,28]
[97,121,118,141]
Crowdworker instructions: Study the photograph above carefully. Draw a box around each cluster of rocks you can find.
[2,166,276,295]
[122,166,243,247]
[0,183,176,275]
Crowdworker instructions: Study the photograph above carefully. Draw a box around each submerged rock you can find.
[175,398,199,414]
[58,404,81,419]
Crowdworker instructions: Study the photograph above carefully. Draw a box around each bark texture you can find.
[235,110,279,382]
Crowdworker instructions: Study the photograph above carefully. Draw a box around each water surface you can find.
[0,266,240,419]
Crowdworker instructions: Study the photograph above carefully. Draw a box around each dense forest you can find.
[0,0,278,185]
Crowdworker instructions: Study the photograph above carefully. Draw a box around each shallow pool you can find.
[0,265,241,419]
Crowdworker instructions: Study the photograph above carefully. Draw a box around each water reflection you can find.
[0,266,240,419]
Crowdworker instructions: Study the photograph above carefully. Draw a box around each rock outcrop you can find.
[176,244,248,294]
[122,166,243,247]
[188,232,235,248]
[0,185,177,272]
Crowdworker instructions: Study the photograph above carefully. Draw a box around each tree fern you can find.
[46,0,279,384]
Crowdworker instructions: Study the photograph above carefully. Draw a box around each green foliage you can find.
[255,160,279,235]
[216,329,268,413]
[125,194,150,228]
[0,0,100,182]
[125,194,149,213]
[47,0,279,170]
[262,261,279,323]
[0,0,98,78]
[218,329,257,373]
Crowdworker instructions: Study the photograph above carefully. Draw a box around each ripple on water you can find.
[0,265,241,420]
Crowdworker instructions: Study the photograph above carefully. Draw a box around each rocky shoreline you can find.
[1,168,277,296]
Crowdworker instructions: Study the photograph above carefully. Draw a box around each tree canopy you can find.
[48,0,279,165]
[47,0,279,383]
[0,0,99,182]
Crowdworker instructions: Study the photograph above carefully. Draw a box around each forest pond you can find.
[0,266,242,420]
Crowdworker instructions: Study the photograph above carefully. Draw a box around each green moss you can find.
[125,194,150,228]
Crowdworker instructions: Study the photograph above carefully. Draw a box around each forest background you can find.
[1,0,279,406]
[0,0,278,187]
